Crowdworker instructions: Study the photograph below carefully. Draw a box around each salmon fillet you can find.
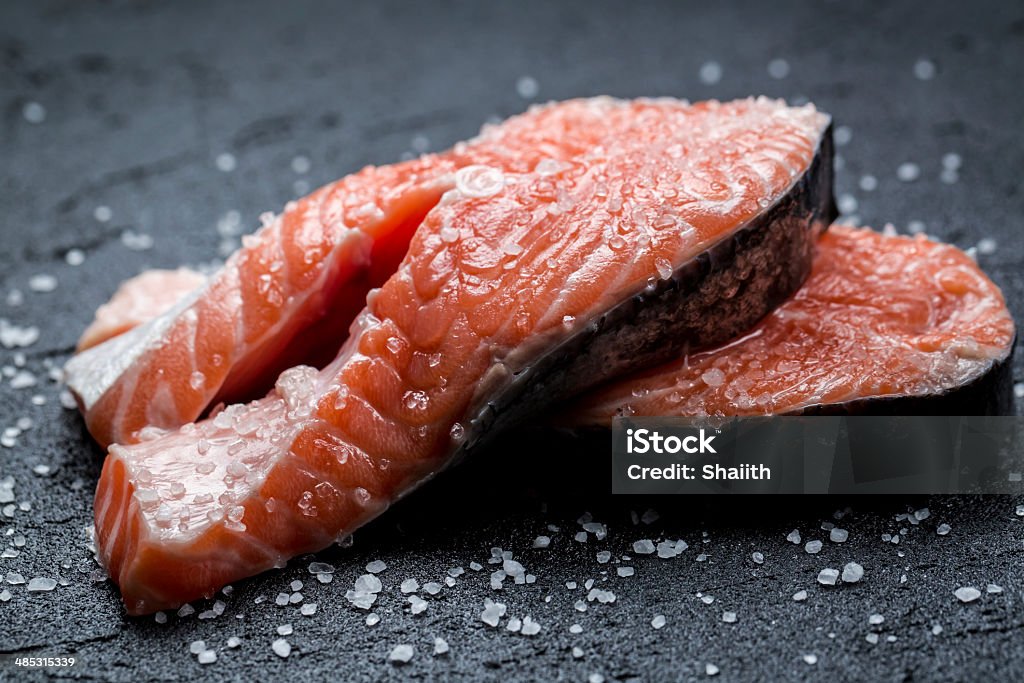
[91,97,834,613]
[69,97,718,448]
[564,225,1016,422]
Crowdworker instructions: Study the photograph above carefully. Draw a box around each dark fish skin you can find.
[793,340,1015,417]
[461,126,837,458]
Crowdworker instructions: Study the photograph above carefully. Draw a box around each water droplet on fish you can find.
[403,390,428,411]
[450,422,465,443]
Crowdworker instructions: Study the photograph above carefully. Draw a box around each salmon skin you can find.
[90,97,834,614]
[69,97,710,448]
[564,225,1016,424]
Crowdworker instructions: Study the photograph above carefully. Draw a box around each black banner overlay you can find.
[611,416,1024,495]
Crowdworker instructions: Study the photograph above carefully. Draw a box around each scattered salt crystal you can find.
[409,595,427,615]
[869,613,885,625]
[355,574,382,593]
[616,566,634,577]
[366,613,380,626]
[752,552,764,564]
[215,153,237,172]
[121,230,154,251]
[190,640,206,654]
[932,624,943,635]
[802,654,818,665]
[632,539,655,555]
[27,577,56,591]
[937,523,951,536]
[271,638,291,658]
[308,561,334,574]
[805,540,822,554]
[22,101,46,124]
[570,623,583,634]
[300,603,317,616]
[977,238,997,255]
[651,614,666,629]
[197,650,217,664]
[706,663,720,676]
[767,58,790,79]
[897,162,920,182]
[722,611,737,623]
[366,559,387,574]
[866,633,879,644]
[8,572,27,584]
[837,193,858,214]
[699,61,722,85]
[913,58,936,80]
[177,603,195,617]
[792,590,808,602]
[954,586,981,603]
[830,528,849,543]
[516,76,539,99]
[533,535,551,549]
[574,531,588,543]
[521,616,541,635]
[597,551,612,564]
[701,595,715,605]
[433,637,449,656]
[401,578,419,594]
[786,529,801,544]
[480,599,507,627]
[987,584,1003,594]
[227,636,241,648]
[291,155,311,174]
[423,582,442,595]
[817,568,839,586]
[0,589,9,602]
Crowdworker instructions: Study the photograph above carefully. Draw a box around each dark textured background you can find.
[2,1,1023,681]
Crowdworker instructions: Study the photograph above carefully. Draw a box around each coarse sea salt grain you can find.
[805,540,822,554]
[272,638,291,658]
[388,644,414,663]
[897,162,921,182]
[632,539,655,554]
[767,58,790,79]
[955,586,981,603]
[792,590,808,602]
[786,529,801,544]
[699,61,722,85]
[913,58,936,80]
[516,76,539,99]
[817,568,839,586]
[651,614,666,629]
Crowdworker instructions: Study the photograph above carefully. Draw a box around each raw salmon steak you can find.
[70,97,726,448]
[92,97,835,613]
[77,268,208,352]
[564,225,1016,423]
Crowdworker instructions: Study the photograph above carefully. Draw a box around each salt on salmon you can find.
[564,225,1016,423]
[69,97,714,448]
[90,97,834,614]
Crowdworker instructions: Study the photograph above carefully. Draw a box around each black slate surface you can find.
[2,1,1023,681]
